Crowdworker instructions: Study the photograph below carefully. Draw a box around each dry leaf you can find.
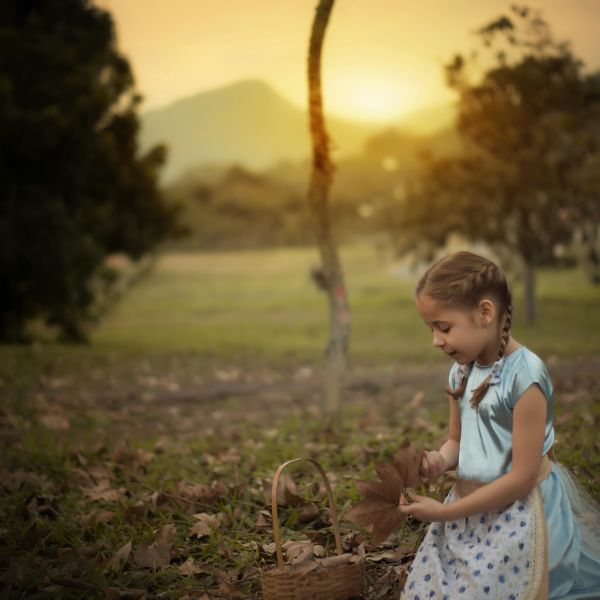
[285,541,314,565]
[345,440,422,547]
[173,480,226,505]
[106,541,132,573]
[318,553,354,567]
[189,512,223,538]
[178,557,202,576]
[40,413,70,430]
[217,571,244,599]
[94,509,116,524]
[255,510,271,528]
[132,525,174,569]
[83,481,125,503]
[263,473,303,507]
[393,439,422,489]
[298,502,319,523]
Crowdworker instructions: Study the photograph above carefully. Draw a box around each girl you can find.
[398,251,600,599]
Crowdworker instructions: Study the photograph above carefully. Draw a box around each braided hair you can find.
[416,251,513,409]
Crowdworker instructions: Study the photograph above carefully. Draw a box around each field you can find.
[1,243,599,598]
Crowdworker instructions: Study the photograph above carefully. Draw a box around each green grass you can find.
[86,243,600,363]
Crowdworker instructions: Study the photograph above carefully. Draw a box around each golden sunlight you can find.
[328,75,419,122]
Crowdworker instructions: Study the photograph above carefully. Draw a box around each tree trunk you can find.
[522,257,537,323]
[307,0,349,425]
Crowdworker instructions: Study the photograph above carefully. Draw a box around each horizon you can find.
[98,0,600,123]
[139,76,455,129]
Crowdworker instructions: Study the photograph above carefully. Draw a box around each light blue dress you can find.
[402,346,600,599]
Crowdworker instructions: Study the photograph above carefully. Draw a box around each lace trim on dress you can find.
[453,356,506,392]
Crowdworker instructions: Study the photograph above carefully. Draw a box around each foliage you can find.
[0,0,181,342]
[159,123,463,253]
[384,5,600,320]
[164,165,315,250]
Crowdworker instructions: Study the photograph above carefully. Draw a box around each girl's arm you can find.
[400,384,547,521]
[421,396,461,478]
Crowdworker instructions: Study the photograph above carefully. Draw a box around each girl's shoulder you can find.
[503,345,546,376]
[500,346,553,405]
[448,346,553,405]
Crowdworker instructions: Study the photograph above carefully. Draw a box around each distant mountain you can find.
[139,79,457,182]
[140,79,377,182]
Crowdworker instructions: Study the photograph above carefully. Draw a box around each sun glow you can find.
[328,75,420,122]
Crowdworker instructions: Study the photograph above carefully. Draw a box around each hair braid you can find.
[469,297,513,409]
[446,371,468,401]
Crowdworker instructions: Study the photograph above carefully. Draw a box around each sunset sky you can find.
[99,0,600,122]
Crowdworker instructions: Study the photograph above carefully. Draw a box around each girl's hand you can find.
[398,490,446,522]
[420,450,448,479]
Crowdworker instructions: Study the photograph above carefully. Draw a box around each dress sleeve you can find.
[448,362,460,391]
[507,353,553,410]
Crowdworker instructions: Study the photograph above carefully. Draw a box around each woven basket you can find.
[260,457,366,600]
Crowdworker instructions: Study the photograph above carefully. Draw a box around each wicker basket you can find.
[260,457,365,600]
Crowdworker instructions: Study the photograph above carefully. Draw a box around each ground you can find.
[1,351,599,599]
[1,245,599,598]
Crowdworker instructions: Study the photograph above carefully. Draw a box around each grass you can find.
[89,243,600,362]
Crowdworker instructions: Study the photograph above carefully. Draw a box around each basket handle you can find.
[270,457,343,570]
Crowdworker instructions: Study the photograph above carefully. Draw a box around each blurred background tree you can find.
[384,5,600,322]
[0,0,181,342]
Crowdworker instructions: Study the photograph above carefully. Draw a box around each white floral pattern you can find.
[401,487,543,600]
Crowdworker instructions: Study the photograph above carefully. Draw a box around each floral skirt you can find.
[400,485,548,600]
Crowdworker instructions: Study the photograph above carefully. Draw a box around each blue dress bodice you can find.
[449,346,555,483]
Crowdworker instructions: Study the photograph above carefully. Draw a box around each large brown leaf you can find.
[393,439,422,489]
[345,440,422,547]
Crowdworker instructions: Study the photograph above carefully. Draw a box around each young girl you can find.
[398,251,600,599]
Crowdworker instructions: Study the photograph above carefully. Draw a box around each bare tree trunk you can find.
[307,0,349,426]
[523,257,537,323]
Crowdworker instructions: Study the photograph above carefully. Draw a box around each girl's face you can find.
[416,293,500,365]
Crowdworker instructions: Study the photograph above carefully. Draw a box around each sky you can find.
[98,0,600,122]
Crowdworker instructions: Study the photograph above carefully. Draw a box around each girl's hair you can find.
[416,251,513,409]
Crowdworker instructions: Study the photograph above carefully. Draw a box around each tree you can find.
[0,0,180,341]
[386,5,600,322]
[307,0,350,424]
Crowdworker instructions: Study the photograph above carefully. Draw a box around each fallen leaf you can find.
[0,470,53,493]
[94,509,116,524]
[217,571,244,598]
[40,414,70,430]
[255,510,271,528]
[178,557,202,576]
[132,525,174,569]
[83,480,125,503]
[189,513,223,538]
[263,473,303,507]
[218,539,232,559]
[318,553,354,567]
[285,541,314,565]
[298,502,320,524]
[106,541,132,573]
[173,480,227,505]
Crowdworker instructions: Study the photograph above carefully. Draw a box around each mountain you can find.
[140,79,380,182]
[139,79,457,182]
